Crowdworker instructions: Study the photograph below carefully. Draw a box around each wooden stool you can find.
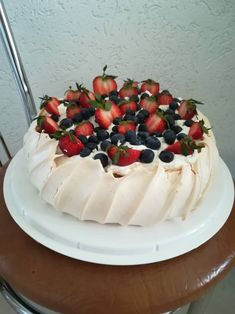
[0,164,234,314]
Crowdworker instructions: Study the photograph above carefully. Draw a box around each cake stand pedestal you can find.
[0,162,235,313]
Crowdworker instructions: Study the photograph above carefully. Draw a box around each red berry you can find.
[59,133,84,157]
[117,121,136,134]
[188,120,210,140]
[145,112,167,134]
[119,100,137,115]
[40,96,60,116]
[157,90,173,106]
[139,96,158,113]
[140,79,159,95]
[66,104,82,119]
[74,121,94,137]
[178,99,200,120]
[93,65,117,95]
[64,83,83,102]
[119,79,139,98]
[79,90,95,108]
[107,145,141,166]
[37,116,59,135]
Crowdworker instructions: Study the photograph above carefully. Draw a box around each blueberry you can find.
[109,95,120,104]
[59,118,73,129]
[184,120,193,127]
[77,134,88,145]
[80,147,91,157]
[145,137,161,150]
[129,95,139,102]
[171,125,182,134]
[112,125,118,133]
[72,113,83,123]
[125,130,136,142]
[159,151,174,163]
[169,101,179,110]
[136,113,146,124]
[94,126,103,132]
[123,114,136,122]
[89,107,95,116]
[101,94,108,99]
[100,140,112,151]
[111,133,125,145]
[165,115,175,127]
[109,132,115,138]
[96,129,109,141]
[173,113,181,120]
[88,135,99,144]
[141,109,150,118]
[113,117,122,125]
[125,109,135,116]
[138,124,148,132]
[86,142,98,151]
[163,130,176,144]
[51,114,59,122]
[94,153,109,167]
[140,93,149,100]
[140,149,154,163]
[81,108,90,120]
[177,133,187,140]
[136,104,141,111]
[152,132,163,137]
[109,90,119,97]
[129,137,142,145]
[173,97,180,103]
[137,131,149,140]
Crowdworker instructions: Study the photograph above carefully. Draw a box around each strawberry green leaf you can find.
[104,101,112,111]
[112,151,120,164]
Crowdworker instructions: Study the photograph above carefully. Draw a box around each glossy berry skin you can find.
[139,96,158,113]
[169,101,179,111]
[184,120,194,127]
[72,113,83,123]
[125,130,136,142]
[59,134,84,157]
[37,116,59,135]
[119,100,137,115]
[80,147,91,157]
[75,121,94,137]
[94,153,109,167]
[178,100,197,120]
[107,146,141,166]
[145,137,161,150]
[145,113,167,134]
[188,121,205,140]
[140,149,154,163]
[96,129,109,141]
[59,118,73,129]
[163,130,176,144]
[159,151,174,163]
[66,105,81,119]
[165,141,193,155]
[117,121,136,134]
[111,133,125,145]
[177,133,187,141]
[100,140,112,152]
[79,91,95,108]
[41,97,60,116]
[93,66,117,95]
[157,90,173,106]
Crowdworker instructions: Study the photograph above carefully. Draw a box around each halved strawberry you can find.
[140,79,159,95]
[59,132,84,157]
[40,96,60,116]
[107,145,141,166]
[66,103,82,119]
[64,83,83,102]
[93,65,117,95]
[157,90,173,106]
[188,119,210,140]
[37,116,59,134]
[145,110,167,134]
[119,79,139,98]
[165,137,204,156]
[117,121,136,134]
[139,96,158,113]
[74,121,94,137]
[79,88,95,108]
[90,95,122,129]
[119,100,137,115]
[178,99,203,120]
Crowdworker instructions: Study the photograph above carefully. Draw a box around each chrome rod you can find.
[0,0,37,125]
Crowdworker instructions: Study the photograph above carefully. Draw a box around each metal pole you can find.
[0,0,37,125]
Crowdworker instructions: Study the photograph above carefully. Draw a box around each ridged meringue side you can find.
[23,111,219,226]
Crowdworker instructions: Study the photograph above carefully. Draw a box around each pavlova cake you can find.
[23,66,219,226]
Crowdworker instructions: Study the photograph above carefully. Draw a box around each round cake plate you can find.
[3,149,234,265]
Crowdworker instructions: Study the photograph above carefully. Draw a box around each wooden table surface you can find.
[0,164,235,314]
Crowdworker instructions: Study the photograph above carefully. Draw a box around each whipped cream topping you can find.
[23,106,219,226]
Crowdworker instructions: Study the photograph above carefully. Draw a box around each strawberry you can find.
[79,88,95,108]
[119,100,137,114]
[157,90,173,106]
[119,79,139,98]
[107,145,141,166]
[40,96,60,116]
[139,96,158,113]
[165,137,204,156]
[90,95,122,129]
[64,83,83,102]
[117,121,136,134]
[178,99,203,120]
[59,132,84,157]
[140,79,159,95]
[123,78,139,88]
[74,121,94,137]
[37,116,59,134]
[93,65,117,95]
[66,103,82,119]
[188,119,210,140]
[145,110,167,134]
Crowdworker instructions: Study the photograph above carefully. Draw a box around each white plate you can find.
[3,150,234,265]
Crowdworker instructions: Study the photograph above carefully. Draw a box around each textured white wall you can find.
[0,0,235,176]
